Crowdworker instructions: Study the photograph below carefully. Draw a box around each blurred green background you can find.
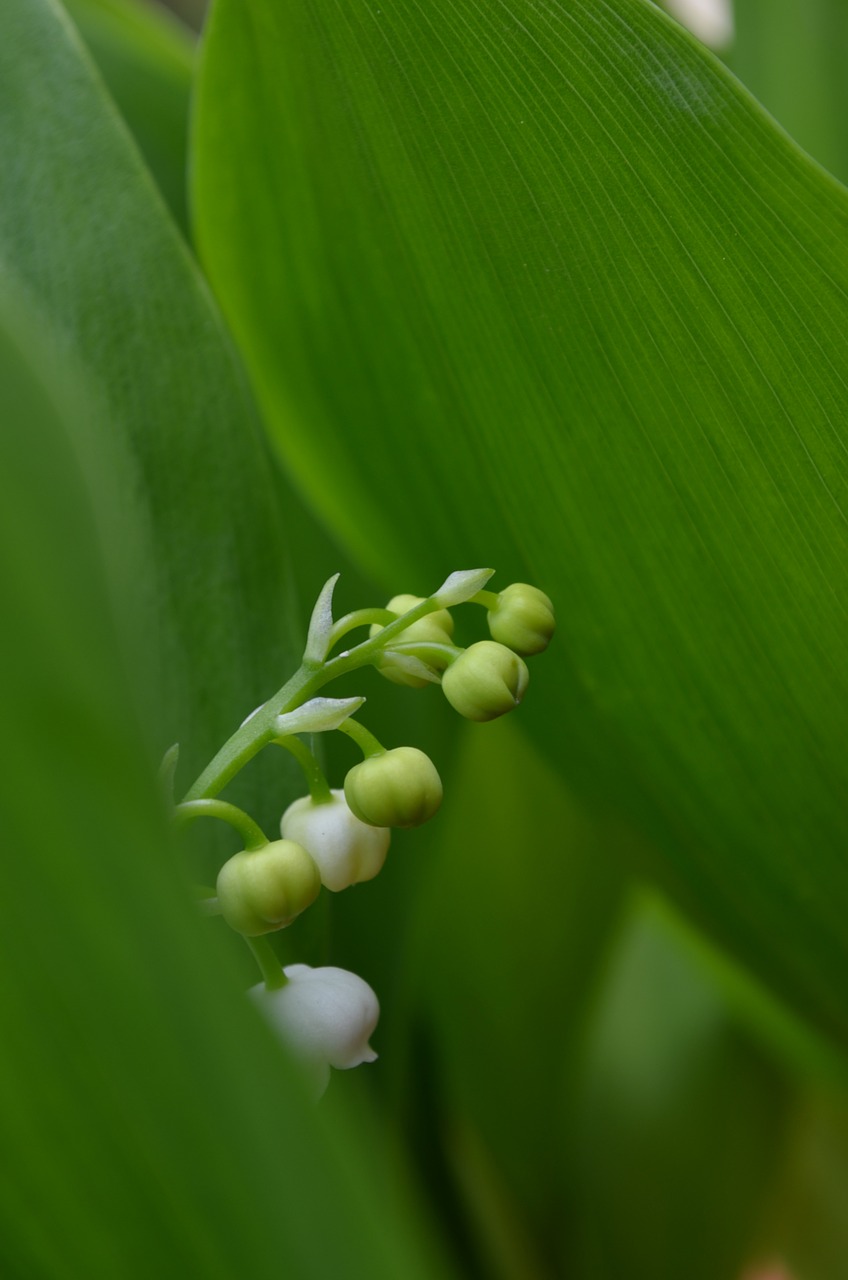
[3,0,848,1277]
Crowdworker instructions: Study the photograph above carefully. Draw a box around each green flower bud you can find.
[442,641,529,722]
[370,595,455,687]
[487,583,555,655]
[344,746,442,829]
[216,840,321,937]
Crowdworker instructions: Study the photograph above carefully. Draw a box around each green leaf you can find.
[0,302,448,1279]
[0,0,299,845]
[731,0,848,187]
[564,894,792,1280]
[63,0,195,234]
[193,0,848,1047]
[760,1090,848,1280]
[393,720,626,1272]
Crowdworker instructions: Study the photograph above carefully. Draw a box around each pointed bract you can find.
[274,695,364,737]
[432,568,494,608]
[303,572,340,663]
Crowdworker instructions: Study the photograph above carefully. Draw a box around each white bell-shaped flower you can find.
[281,789,391,891]
[251,964,379,1096]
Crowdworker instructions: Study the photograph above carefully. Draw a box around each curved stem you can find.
[182,599,443,806]
[181,663,319,803]
[337,718,386,759]
[326,596,444,672]
[174,799,267,851]
[247,936,288,990]
[389,641,463,666]
[329,607,396,651]
[274,736,332,803]
[470,589,500,609]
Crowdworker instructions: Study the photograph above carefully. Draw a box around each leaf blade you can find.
[194,0,848,1044]
[0,0,300,839]
[0,301,449,1280]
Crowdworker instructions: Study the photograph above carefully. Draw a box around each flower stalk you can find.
[171,567,552,1090]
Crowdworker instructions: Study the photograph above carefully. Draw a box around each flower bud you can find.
[442,641,529,721]
[252,964,379,1096]
[344,746,442,828]
[216,840,320,936]
[370,594,454,687]
[280,790,391,892]
[372,655,431,689]
[487,583,555,655]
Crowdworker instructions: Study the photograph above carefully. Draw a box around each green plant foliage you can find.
[193,0,848,1049]
[564,896,792,1280]
[394,720,628,1276]
[63,0,195,232]
[0,0,301,844]
[6,0,848,1273]
[759,1089,848,1279]
[0,305,450,1279]
[731,0,848,186]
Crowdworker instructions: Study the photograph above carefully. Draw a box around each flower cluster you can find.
[171,568,553,1093]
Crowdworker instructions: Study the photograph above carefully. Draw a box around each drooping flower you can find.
[216,840,320,936]
[441,641,529,721]
[281,790,390,892]
[251,964,379,1096]
[344,746,442,828]
[486,582,555,655]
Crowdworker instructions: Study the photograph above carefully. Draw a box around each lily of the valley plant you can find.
[170,569,553,1092]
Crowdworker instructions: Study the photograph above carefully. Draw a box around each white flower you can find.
[252,965,379,1096]
[280,789,390,891]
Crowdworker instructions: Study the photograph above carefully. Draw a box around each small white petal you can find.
[432,568,494,607]
[281,790,390,892]
[251,965,380,1084]
[664,0,733,48]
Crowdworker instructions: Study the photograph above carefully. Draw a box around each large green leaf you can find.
[760,1089,848,1280]
[0,305,447,1279]
[392,720,627,1276]
[193,0,848,1046]
[0,0,299,844]
[731,0,848,186]
[564,896,791,1280]
[63,0,194,233]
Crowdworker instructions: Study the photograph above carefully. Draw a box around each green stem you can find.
[181,662,319,802]
[470,589,500,610]
[389,640,463,666]
[327,596,443,666]
[329,607,396,650]
[182,597,444,804]
[337,718,385,759]
[274,736,332,803]
[247,936,288,990]
[174,799,267,851]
